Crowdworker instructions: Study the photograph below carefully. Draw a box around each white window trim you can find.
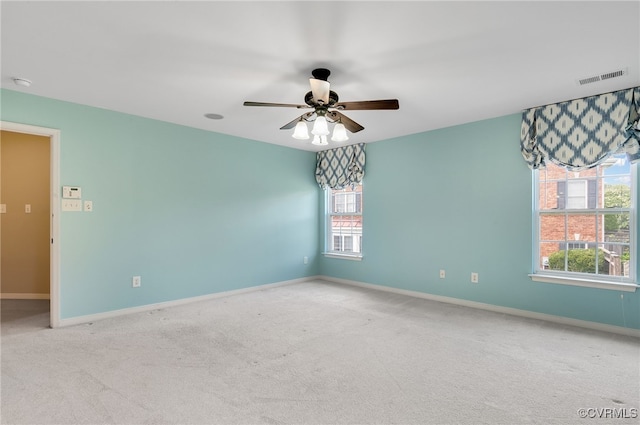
[323,252,363,261]
[529,273,638,292]
[531,157,637,290]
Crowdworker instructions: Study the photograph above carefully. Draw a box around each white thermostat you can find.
[62,186,82,199]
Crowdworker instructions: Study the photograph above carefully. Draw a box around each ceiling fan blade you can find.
[244,101,310,109]
[333,99,399,110]
[309,79,330,104]
[328,111,364,133]
[280,116,303,130]
[280,112,315,130]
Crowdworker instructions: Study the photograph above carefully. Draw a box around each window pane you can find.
[331,186,362,213]
[538,164,565,211]
[602,155,630,177]
[343,236,353,252]
[599,243,630,277]
[539,163,566,182]
[330,215,362,253]
[603,177,631,209]
[603,212,630,240]
[539,179,561,211]
[540,242,563,270]
[539,242,564,270]
[539,214,565,242]
[564,247,603,275]
[333,235,342,251]
[332,193,345,213]
[566,213,596,244]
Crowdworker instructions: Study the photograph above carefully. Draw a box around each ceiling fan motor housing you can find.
[305,90,339,107]
[311,68,331,81]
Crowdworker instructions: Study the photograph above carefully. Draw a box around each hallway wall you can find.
[1,130,50,298]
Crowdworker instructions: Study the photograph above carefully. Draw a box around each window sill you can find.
[529,274,638,292]
[323,252,363,261]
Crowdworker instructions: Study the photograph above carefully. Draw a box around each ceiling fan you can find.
[243,68,399,144]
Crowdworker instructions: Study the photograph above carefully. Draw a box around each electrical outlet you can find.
[439,269,446,279]
[84,201,93,212]
[303,256,308,264]
[25,204,31,213]
[132,276,141,288]
[471,272,479,283]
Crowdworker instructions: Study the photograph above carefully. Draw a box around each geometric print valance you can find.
[521,86,640,170]
[315,143,365,190]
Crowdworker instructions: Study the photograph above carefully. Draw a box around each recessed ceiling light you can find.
[13,77,32,87]
[204,113,224,120]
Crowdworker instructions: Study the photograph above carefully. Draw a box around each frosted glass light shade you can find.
[292,121,309,139]
[311,116,330,136]
[331,123,349,142]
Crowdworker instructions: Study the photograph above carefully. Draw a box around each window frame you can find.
[531,156,638,292]
[324,184,363,260]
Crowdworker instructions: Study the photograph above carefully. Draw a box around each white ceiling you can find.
[2,1,639,152]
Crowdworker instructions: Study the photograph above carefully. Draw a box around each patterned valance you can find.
[315,143,365,189]
[521,86,640,170]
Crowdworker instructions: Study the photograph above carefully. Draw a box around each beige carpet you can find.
[1,280,639,424]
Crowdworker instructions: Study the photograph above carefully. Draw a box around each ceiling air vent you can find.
[576,68,628,85]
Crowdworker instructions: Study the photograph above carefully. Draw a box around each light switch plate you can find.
[62,199,82,211]
[0,204,6,213]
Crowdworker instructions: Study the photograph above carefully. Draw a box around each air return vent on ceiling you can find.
[576,68,628,85]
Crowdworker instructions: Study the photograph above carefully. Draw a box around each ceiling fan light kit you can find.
[292,120,310,140]
[331,123,349,142]
[311,135,329,146]
[244,68,399,146]
[311,115,330,136]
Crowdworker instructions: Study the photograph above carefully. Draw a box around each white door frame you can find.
[1,121,61,328]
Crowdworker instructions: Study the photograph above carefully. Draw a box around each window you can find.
[326,184,362,257]
[534,153,635,285]
[566,180,587,208]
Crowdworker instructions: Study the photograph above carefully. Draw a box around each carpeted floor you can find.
[1,280,639,424]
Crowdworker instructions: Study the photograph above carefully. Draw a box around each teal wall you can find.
[3,89,638,329]
[320,115,640,330]
[1,89,320,319]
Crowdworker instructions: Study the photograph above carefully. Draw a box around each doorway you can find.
[0,122,60,328]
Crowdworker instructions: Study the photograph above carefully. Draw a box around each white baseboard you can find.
[56,276,320,328]
[1,293,50,300]
[319,276,640,338]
